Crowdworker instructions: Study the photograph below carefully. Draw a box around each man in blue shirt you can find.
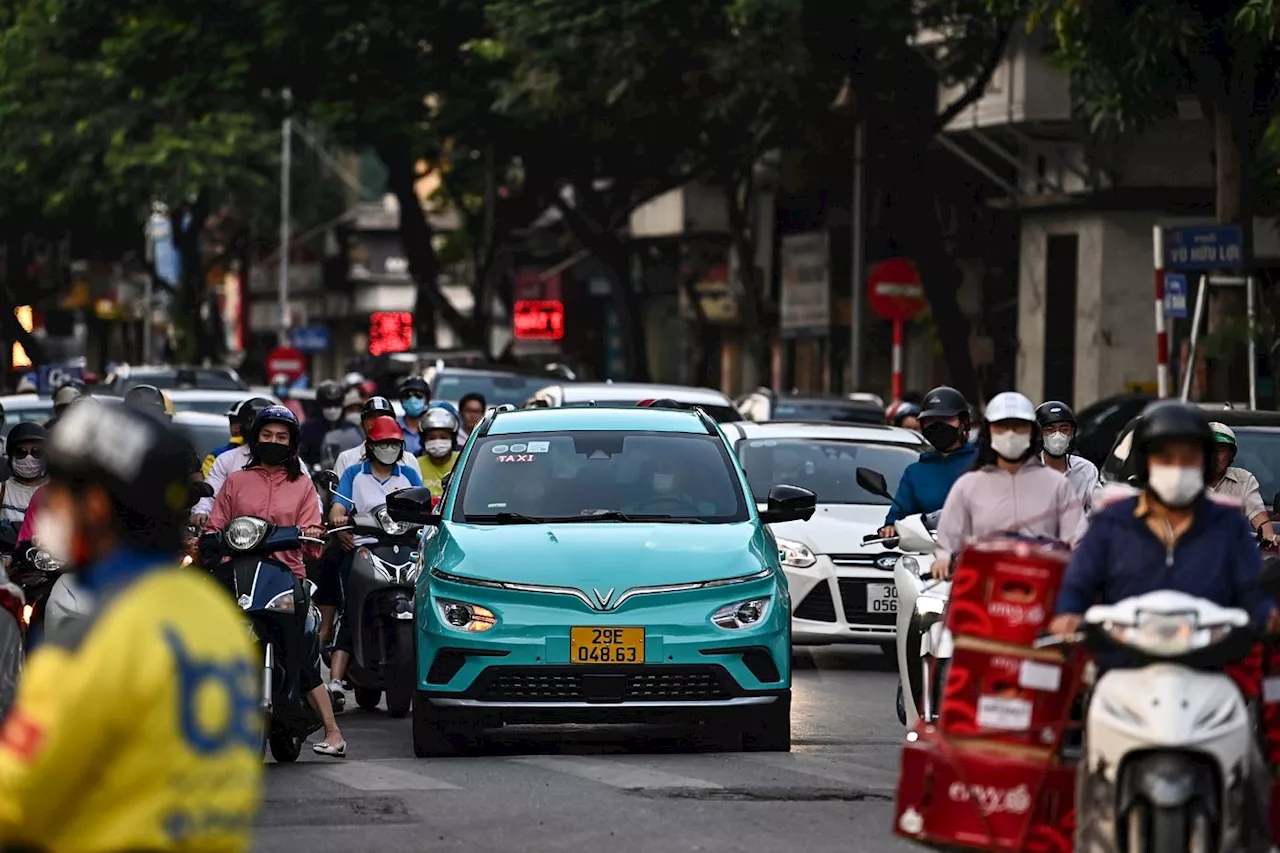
[878,386,978,537]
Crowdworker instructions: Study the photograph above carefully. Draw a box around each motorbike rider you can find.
[325,416,423,701]
[204,405,346,757]
[1205,421,1276,542]
[932,391,1086,579]
[1036,400,1100,513]
[202,399,251,478]
[43,380,86,431]
[418,406,461,498]
[0,401,262,852]
[0,423,48,527]
[877,386,978,539]
[189,396,276,526]
[123,385,202,480]
[271,372,306,422]
[886,401,922,432]
[458,392,487,447]
[333,396,414,478]
[396,376,431,456]
[298,380,348,467]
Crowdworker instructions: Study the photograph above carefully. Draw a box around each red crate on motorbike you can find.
[937,636,1083,749]
[895,724,1076,852]
[945,539,1071,647]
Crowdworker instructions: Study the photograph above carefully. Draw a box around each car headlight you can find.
[226,517,269,551]
[375,506,413,536]
[265,590,295,613]
[776,537,816,569]
[711,597,772,629]
[1104,612,1233,657]
[436,599,497,632]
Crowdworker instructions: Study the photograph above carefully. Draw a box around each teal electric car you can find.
[387,404,816,757]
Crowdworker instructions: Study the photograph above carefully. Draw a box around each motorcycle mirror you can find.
[189,481,215,500]
[856,467,891,500]
[387,487,442,526]
[317,470,340,491]
[1261,556,1280,593]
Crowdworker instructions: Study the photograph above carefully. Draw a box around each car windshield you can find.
[434,373,551,407]
[119,373,245,392]
[176,421,231,461]
[1232,428,1280,507]
[560,401,742,423]
[455,431,750,523]
[736,438,920,505]
[771,401,884,424]
[170,398,241,415]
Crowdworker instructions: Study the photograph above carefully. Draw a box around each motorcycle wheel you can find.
[354,687,382,711]
[0,612,21,719]
[268,721,304,763]
[895,682,907,726]
[385,685,413,718]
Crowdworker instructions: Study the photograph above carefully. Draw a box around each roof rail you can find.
[491,404,518,414]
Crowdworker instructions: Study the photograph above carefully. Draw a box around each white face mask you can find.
[1043,433,1071,457]
[990,430,1032,461]
[371,443,402,465]
[423,439,452,459]
[652,473,676,493]
[33,507,74,565]
[345,412,363,427]
[1147,464,1204,508]
[322,407,342,423]
[11,456,46,480]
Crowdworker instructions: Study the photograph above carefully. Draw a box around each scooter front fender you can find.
[895,559,927,728]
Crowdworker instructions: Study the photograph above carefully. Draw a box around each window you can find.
[736,438,920,504]
[771,401,884,425]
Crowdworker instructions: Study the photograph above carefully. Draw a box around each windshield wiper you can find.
[629,514,707,524]
[465,512,544,525]
[556,510,634,522]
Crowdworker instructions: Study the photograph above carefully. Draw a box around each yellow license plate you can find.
[570,627,645,664]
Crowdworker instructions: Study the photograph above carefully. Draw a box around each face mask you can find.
[652,474,676,493]
[402,397,426,417]
[33,505,76,565]
[12,456,46,480]
[257,442,293,466]
[1043,433,1071,457]
[371,442,402,465]
[345,412,363,427]
[424,439,452,458]
[990,431,1032,461]
[922,422,961,451]
[323,407,342,423]
[1147,464,1204,508]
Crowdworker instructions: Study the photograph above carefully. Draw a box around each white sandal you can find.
[313,740,347,758]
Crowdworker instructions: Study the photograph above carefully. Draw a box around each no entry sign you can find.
[867,258,927,323]
[265,346,306,381]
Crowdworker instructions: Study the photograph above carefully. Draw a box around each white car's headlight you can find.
[436,599,497,632]
[1104,612,1232,657]
[226,517,269,551]
[711,597,772,629]
[375,506,413,536]
[776,537,816,569]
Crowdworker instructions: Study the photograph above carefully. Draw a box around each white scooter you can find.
[1043,590,1269,853]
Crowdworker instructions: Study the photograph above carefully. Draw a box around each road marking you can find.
[740,753,899,792]
[510,755,723,789]
[313,759,461,791]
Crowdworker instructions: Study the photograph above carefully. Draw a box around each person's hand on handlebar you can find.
[302,525,327,540]
[930,555,952,580]
[1047,613,1081,636]
[877,525,895,539]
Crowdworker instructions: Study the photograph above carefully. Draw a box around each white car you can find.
[721,421,927,650]
[164,389,281,417]
[525,382,743,423]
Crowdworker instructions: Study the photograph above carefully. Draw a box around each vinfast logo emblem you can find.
[947,782,1033,816]
[989,600,1045,627]
[593,588,615,609]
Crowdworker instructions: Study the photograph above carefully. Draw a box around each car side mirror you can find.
[759,484,817,524]
[387,487,441,526]
[856,467,891,500]
[317,469,340,491]
[1262,556,1280,593]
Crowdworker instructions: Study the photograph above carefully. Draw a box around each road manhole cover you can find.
[258,796,413,826]
[632,787,891,803]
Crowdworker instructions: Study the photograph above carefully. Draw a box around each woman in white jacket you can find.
[932,392,1087,579]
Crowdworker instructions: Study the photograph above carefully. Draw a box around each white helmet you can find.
[984,392,1036,424]
[341,388,363,409]
[424,406,459,433]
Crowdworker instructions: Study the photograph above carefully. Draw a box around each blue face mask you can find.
[402,397,427,417]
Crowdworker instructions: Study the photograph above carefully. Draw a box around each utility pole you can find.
[278,89,293,346]
[849,121,867,392]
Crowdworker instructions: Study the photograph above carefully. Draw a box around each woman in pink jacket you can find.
[206,405,347,757]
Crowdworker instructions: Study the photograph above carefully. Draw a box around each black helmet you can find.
[919,386,969,421]
[123,384,166,413]
[1131,402,1215,484]
[44,402,196,550]
[316,380,345,409]
[249,405,300,451]
[7,422,46,457]
[235,397,276,434]
[398,376,430,398]
[1035,401,1076,429]
[362,395,395,419]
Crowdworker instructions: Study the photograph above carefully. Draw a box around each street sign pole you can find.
[1153,226,1168,397]
[891,319,903,401]
[278,89,293,347]
[849,121,866,392]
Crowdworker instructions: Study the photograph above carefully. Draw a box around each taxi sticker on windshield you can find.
[497,454,536,463]
[527,441,550,453]
[509,443,528,453]
[491,444,510,454]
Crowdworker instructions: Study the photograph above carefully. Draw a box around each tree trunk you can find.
[170,193,211,364]
[1207,104,1254,401]
[722,175,770,391]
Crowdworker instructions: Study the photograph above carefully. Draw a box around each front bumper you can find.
[783,554,899,645]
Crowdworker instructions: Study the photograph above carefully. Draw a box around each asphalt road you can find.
[254,646,916,853]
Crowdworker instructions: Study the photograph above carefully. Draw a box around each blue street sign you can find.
[37,359,86,396]
[1163,225,1245,270]
[1164,273,1188,318]
[290,326,330,353]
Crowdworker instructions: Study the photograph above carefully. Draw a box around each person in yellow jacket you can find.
[0,400,262,853]
[417,405,460,498]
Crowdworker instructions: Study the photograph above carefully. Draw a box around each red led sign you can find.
[369,311,414,356]
[513,300,564,341]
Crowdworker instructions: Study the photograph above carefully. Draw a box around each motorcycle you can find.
[199,517,326,763]
[9,546,66,635]
[855,468,947,727]
[0,524,23,719]
[319,471,422,717]
[1039,590,1267,853]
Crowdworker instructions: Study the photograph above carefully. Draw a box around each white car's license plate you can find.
[867,582,898,614]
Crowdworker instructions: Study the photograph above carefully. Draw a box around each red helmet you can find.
[365,415,403,443]
[636,399,656,407]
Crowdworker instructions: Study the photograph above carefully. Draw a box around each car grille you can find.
[793,582,837,622]
[476,665,731,703]
[836,578,896,626]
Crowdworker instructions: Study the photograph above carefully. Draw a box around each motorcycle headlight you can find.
[776,537,816,569]
[711,597,772,629]
[375,506,413,536]
[436,599,497,632]
[31,550,61,573]
[265,590,295,613]
[226,517,269,552]
[900,556,921,576]
[1104,611,1234,657]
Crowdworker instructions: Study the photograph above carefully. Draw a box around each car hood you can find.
[436,521,771,588]
[764,503,886,555]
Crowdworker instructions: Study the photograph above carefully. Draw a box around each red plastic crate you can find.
[937,637,1082,749]
[895,724,1075,852]
[945,539,1071,647]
